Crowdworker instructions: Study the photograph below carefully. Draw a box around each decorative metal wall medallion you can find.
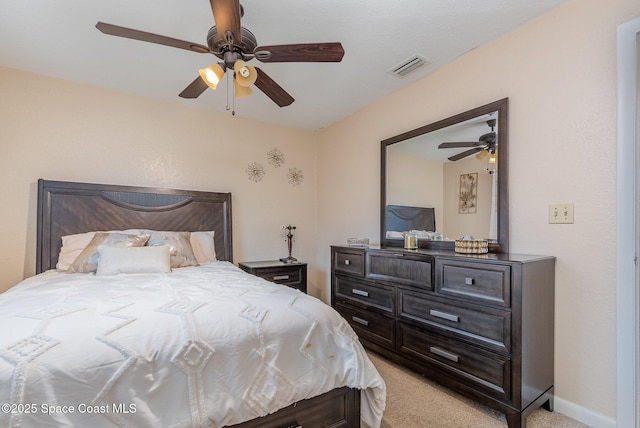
[287,167,304,186]
[267,148,285,168]
[246,162,266,182]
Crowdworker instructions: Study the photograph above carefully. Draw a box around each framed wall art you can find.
[459,173,478,214]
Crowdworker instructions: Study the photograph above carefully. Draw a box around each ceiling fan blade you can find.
[439,142,480,149]
[179,76,209,99]
[96,22,211,54]
[254,67,294,107]
[254,42,345,63]
[209,0,242,44]
[448,147,485,162]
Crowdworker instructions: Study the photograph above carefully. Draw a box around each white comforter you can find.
[0,262,385,428]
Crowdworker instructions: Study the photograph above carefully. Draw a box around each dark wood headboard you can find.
[385,205,436,234]
[36,179,233,273]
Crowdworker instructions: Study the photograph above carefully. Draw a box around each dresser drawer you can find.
[437,260,510,308]
[239,261,307,293]
[256,266,303,284]
[366,251,433,290]
[398,290,511,354]
[333,248,365,277]
[398,323,511,401]
[335,275,394,314]
[335,302,394,348]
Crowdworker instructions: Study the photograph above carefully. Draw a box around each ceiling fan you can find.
[438,119,497,162]
[95,0,345,107]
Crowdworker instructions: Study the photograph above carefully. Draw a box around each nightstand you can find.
[238,260,307,293]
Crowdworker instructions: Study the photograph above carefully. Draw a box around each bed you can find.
[0,179,385,428]
[384,205,436,240]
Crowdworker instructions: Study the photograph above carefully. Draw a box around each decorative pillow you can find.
[96,245,171,276]
[67,232,150,273]
[145,231,198,268]
[57,231,96,270]
[57,229,142,270]
[190,231,217,263]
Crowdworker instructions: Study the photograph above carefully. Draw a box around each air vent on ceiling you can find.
[388,54,431,77]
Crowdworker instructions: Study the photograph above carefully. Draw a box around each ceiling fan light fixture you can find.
[489,151,497,164]
[199,63,227,90]
[234,60,257,87]
[234,79,253,98]
[476,150,488,161]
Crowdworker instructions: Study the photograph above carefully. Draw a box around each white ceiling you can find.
[0,0,568,131]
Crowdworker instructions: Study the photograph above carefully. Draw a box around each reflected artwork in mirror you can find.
[381,98,508,252]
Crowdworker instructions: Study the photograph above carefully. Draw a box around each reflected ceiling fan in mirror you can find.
[438,119,497,162]
[95,0,345,107]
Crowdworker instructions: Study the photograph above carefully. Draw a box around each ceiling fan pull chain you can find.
[232,96,236,116]
[225,71,231,112]
[231,74,236,116]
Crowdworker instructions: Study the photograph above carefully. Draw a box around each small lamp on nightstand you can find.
[280,224,297,264]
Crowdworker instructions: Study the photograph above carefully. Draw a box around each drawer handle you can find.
[430,346,459,363]
[344,259,351,265]
[273,275,290,280]
[352,316,370,327]
[465,277,475,285]
[429,309,460,323]
[352,289,369,297]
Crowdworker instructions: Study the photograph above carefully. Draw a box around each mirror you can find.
[380,98,509,252]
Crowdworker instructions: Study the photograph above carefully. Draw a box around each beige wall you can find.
[316,0,640,424]
[2,0,638,424]
[0,66,321,296]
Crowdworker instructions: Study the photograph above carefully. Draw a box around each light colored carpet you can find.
[368,352,591,428]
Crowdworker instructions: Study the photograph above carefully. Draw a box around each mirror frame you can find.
[380,98,509,253]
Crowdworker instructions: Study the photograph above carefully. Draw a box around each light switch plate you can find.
[549,203,574,224]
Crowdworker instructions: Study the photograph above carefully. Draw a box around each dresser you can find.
[331,246,555,428]
[239,260,307,293]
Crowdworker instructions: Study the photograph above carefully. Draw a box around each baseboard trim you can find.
[554,396,615,428]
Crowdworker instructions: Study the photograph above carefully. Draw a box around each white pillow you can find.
[96,245,171,276]
[190,231,217,263]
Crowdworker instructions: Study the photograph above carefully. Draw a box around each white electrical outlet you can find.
[549,203,574,224]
